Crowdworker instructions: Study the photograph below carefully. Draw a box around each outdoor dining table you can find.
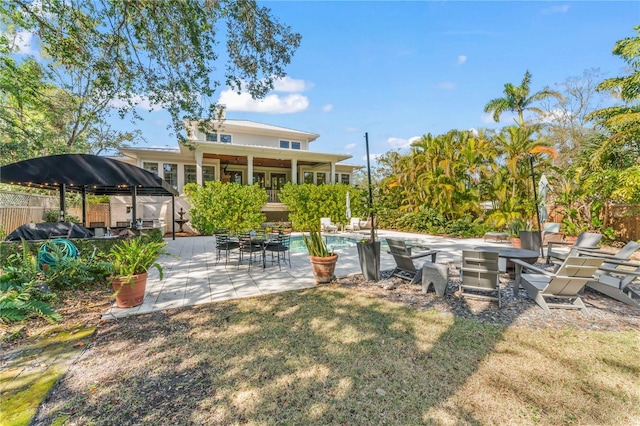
[474,246,540,275]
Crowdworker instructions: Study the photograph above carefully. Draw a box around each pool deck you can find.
[103,230,511,319]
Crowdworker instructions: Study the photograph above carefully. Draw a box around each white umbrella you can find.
[346,192,351,221]
[537,174,550,223]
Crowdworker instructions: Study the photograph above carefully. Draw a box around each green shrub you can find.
[184,181,268,235]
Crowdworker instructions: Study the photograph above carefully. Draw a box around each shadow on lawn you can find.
[32,286,637,425]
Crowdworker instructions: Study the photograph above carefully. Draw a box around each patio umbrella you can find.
[537,174,550,223]
[346,191,352,221]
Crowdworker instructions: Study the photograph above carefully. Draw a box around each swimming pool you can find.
[290,235,389,253]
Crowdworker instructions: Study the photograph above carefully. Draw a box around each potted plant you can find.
[109,238,165,308]
[356,236,380,281]
[507,218,526,248]
[303,231,338,284]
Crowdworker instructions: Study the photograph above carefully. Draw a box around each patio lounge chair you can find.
[541,222,564,245]
[386,238,439,284]
[586,259,640,308]
[576,240,640,267]
[512,256,603,314]
[320,217,338,233]
[460,250,502,307]
[546,232,602,264]
[344,218,361,232]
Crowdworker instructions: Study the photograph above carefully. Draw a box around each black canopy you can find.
[0,154,178,196]
[0,154,179,239]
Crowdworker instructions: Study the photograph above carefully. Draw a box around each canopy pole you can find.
[172,195,176,240]
[81,186,87,226]
[131,186,138,227]
[529,155,543,257]
[59,184,66,222]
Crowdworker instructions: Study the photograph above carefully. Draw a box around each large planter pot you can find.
[111,272,148,308]
[519,230,541,252]
[309,254,338,284]
[511,237,522,249]
[356,241,380,281]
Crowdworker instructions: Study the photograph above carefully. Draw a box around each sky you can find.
[108,1,639,166]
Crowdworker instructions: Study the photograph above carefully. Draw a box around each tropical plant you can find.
[279,183,365,231]
[302,231,334,257]
[507,218,529,237]
[109,238,165,282]
[184,181,268,235]
[484,70,563,126]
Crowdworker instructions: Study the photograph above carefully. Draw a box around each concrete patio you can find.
[103,230,511,319]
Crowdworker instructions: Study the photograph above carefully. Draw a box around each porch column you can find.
[247,155,253,185]
[291,158,297,184]
[195,150,203,185]
[330,162,336,183]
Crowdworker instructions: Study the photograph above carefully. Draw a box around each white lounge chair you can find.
[344,218,361,232]
[320,217,338,233]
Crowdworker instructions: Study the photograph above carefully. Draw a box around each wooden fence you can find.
[0,190,110,235]
[547,204,640,241]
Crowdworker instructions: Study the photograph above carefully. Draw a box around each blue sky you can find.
[111,1,639,166]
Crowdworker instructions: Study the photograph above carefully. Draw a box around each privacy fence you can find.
[0,190,110,235]
[547,203,640,241]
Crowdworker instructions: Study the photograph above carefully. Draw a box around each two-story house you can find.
[114,116,360,226]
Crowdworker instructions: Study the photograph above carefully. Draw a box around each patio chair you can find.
[512,256,603,314]
[576,240,640,268]
[460,250,502,307]
[359,218,372,230]
[344,217,361,232]
[586,259,640,308]
[546,232,602,264]
[320,217,338,233]
[541,222,564,245]
[386,238,439,284]
[238,235,264,270]
[265,231,291,270]
[215,230,239,265]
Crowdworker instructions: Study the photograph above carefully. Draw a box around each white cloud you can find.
[387,136,420,149]
[362,153,383,162]
[542,5,569,14]
[537,108,573,124]
[457,55,467,64]
[272,76,311,92]
[468,128,479,136]
[345,127,358,133]
[14,30,37,55]
[345,143,356,150]
[322,104,333,112]
[437,81,456,90]
[218,89,308,113]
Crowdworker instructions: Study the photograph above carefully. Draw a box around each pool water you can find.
[290,235,389,253]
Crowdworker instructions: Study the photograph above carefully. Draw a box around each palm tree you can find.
[484,70,563,126]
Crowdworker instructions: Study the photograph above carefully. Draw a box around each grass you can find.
[28,285,640,424]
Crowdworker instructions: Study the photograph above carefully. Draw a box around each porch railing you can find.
[266,189,281,203]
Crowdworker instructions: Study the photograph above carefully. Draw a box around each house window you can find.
[220,134,232,143]
[303,172,314,184]
[341,173,350,185]
[280,140,290,149]
[143,162,158,174]
[163,163,178,189]
[316,172,327,185]
[206,133,231,143]
[291,141,301,150]
[206,133,217,142]
[253,172,266,188]
[202,166,215,182]
[184,165,197,184]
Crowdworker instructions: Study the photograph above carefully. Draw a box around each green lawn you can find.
[34,286,640,425]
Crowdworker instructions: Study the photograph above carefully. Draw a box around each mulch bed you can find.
[338,262,640,332]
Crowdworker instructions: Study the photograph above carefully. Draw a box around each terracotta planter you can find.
[111,272,148,308]
[309,254,338,284]
[511,237,522,249]
[565,236,578,244]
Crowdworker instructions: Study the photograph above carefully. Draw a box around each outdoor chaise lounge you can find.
[460,250,502,307]
[386,238,439,284]
[320,217,338,233]
[512,256,603,314]
[546,232,602,264]
[344,218,361,232]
